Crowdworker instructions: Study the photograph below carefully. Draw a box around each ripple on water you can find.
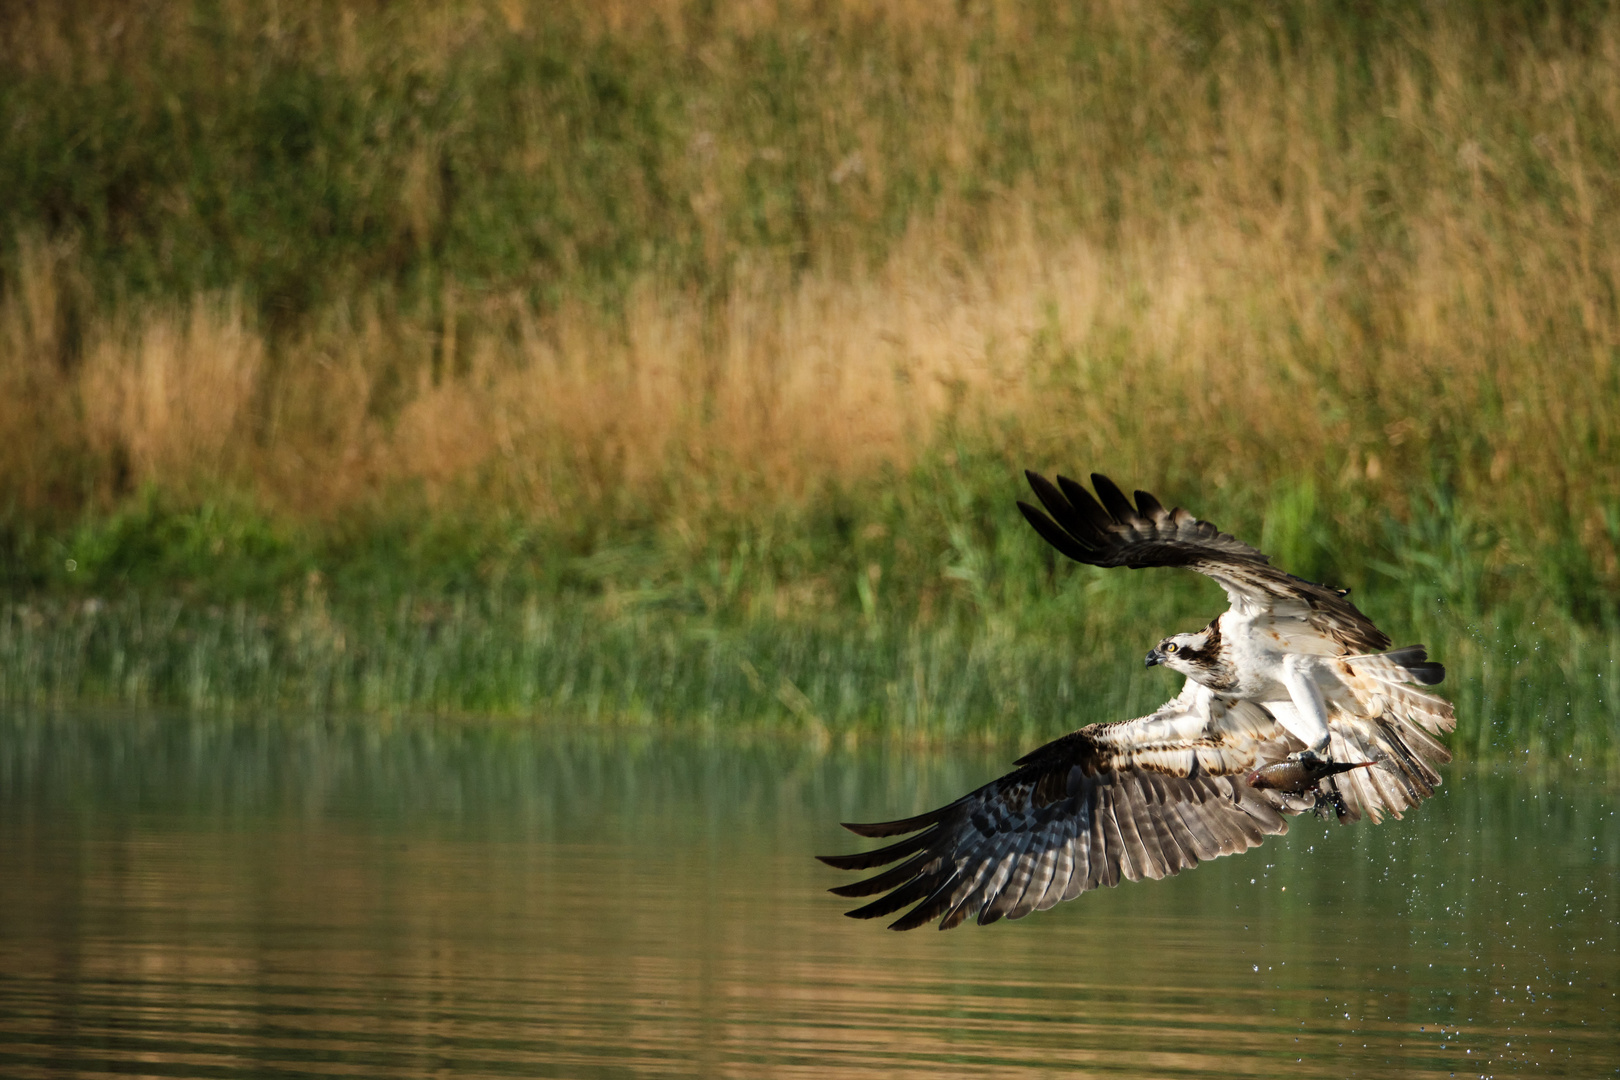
[0,714,1615,1078]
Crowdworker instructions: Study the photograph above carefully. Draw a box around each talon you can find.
[1314,787,1351,821]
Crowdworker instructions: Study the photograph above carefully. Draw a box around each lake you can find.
[0,710,1615,1078]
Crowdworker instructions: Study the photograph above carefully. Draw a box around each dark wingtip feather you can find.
[1054,475,1110,533]
[828,878,893,899]
[1409,662,1445,685]
[1027,472,1109,547]
[1381,644,1429,665]
[1024,470,1069,515]
[1380,645,1444,684]
[887,876,966,931]
[1134,489,1167,518]
[843,875,940,920]
[1018,501,1093,563]
[817,828,937,871]
[827,852,931,898]
[1089,473,1137,521]
[841,812,939,837]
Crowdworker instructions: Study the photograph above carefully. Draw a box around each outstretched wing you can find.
[1017,471,1389,654]
[817,685,1302,931]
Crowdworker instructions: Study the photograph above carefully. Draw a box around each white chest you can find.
[1216,611,1294,698]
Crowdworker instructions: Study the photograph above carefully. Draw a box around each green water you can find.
[0,711,1615,1078]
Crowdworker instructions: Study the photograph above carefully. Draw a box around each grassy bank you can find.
[2,581,1617,772]
[1,1,1617,765]
[3,472,1615,771]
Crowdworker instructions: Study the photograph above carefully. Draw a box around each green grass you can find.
[2,584,1615,772]
[1,466,1615,771]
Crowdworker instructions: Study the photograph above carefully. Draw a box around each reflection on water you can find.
[0,711,1616,1078]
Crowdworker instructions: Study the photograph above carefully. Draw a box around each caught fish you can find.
[1246,757,1378,795]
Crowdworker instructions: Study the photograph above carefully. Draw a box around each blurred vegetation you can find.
[0,0,1616,766]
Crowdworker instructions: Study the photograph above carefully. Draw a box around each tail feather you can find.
[1320,694,1449,824]
[1280,646,1457,825]
[1346,647,1456,739]
[1354,644,1446,686]
[1405,661,1445,685]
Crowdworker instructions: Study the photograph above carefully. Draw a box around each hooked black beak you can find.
[1144,648,1162,669]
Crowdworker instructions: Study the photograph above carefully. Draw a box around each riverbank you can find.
[1,2,1615,764]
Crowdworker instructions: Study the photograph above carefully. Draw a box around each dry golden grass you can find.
[8,191,1613,562]
[79,296,263,491]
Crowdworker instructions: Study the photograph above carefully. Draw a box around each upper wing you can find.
[1017,471,1390,654]
[817,685,1302,931]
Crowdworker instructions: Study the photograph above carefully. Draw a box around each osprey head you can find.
[1144,627,1220,677]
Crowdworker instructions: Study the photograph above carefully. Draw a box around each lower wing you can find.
[817,686,1305,931]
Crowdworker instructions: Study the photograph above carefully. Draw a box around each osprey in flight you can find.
[820,472,1454,931]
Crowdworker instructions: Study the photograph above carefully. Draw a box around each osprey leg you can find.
[1278,655,1332,756]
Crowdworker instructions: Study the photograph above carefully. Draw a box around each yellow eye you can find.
[1164,643,1179,654]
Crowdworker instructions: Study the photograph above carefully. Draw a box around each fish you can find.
[1247,756,1378,795]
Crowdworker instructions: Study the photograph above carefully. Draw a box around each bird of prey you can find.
[819,472,1454,931]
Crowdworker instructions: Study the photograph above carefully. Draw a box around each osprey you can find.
[819,472,1454,931]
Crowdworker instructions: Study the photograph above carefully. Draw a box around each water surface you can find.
[0,711,1615,1078]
